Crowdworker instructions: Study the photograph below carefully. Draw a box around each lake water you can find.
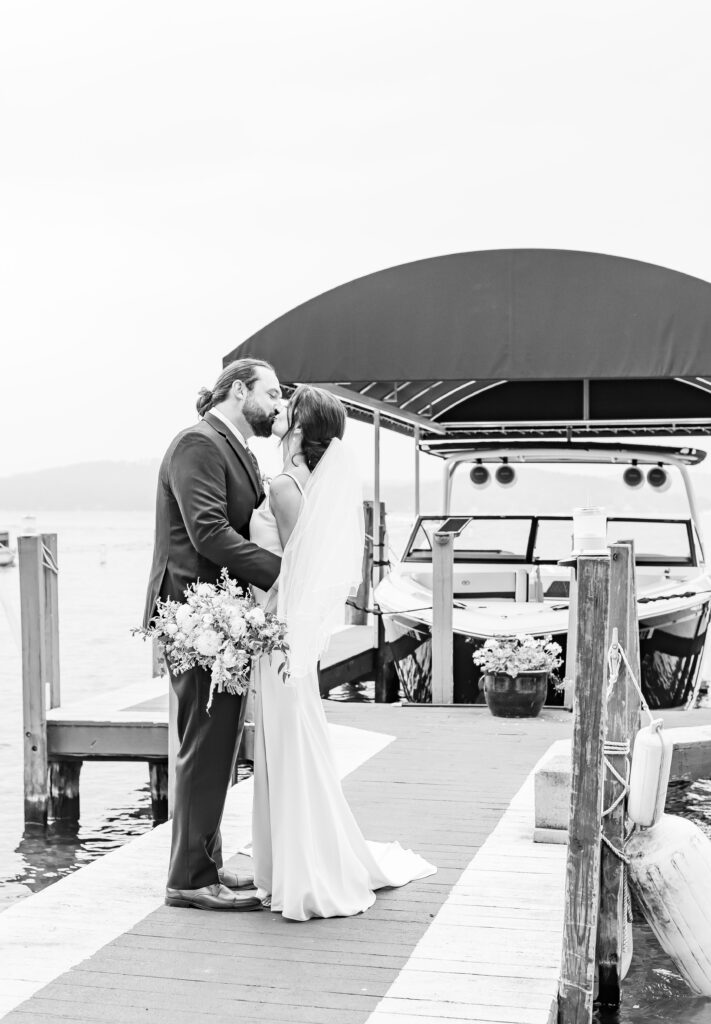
[2,508,711,1021]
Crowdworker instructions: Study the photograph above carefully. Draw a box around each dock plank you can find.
[1,704,572,1024]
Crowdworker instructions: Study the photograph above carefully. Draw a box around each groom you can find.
[144,358,282,911]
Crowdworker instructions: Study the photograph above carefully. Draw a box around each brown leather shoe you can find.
[218,868,255,890]
[164,883,261,911]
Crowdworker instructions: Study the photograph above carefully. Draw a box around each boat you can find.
[0,531,16,568]
[374,442,711,709]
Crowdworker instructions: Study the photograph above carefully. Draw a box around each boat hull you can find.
[382,599,710,710]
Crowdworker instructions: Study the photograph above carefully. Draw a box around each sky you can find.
[1,0,711,489]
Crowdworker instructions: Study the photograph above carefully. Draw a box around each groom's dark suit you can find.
[144,411,280,890]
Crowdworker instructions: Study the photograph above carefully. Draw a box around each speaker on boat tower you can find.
[623,465,644,488]
[469,462,491,487]
[647,466,671,491]
[495,463,516,487]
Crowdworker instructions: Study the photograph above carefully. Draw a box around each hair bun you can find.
[195,386,214,417]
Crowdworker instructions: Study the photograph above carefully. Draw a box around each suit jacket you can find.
[143,412,281,627]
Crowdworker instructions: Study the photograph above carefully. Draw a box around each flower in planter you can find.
[472,633,562,677]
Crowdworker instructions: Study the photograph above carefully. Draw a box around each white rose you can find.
[196,583,213,598]
[176,605,196,631]
[229,612,246,639]
[165,622,178,636]
[246,607,266,627]
[202,614,213,625]
[195,630,221,657]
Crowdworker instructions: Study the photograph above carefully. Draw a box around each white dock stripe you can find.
[363,746,566,1024]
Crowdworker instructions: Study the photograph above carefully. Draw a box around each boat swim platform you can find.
[45,625,375,762]
[1,703,574,1024]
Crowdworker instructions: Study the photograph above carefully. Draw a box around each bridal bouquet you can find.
[135,569,289,711]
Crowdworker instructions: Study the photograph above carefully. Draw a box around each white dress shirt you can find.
[209,407,249,450]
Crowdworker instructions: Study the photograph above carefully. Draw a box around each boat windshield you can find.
[403,516,696,566]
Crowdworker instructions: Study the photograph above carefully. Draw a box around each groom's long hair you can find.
[196,358,274,417]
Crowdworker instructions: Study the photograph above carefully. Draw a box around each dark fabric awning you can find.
[225,249,711,439]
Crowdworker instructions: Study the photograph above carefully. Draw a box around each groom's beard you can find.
[243,397,276,438]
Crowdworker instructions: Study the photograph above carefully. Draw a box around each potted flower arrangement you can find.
[471,634,562,718]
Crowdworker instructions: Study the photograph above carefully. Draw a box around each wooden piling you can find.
[563,570,578,711]
[558,555,610,1024]
[347,500,377,626]
[149,761,169,823]
[19,534,49,826]
[42,534,61,709]
[431,531,454,704]
[152,637,167,678]
[596,542,641,1006]
[369,500,398,703]
[374,616,399,702]
[48,760,81,822]
[168,683,178,818]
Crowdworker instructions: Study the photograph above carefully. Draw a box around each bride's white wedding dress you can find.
[250,466,436,922]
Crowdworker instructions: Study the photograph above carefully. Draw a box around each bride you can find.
[250,385,436,921]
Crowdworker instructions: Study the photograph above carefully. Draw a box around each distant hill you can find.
[0,460,161,511]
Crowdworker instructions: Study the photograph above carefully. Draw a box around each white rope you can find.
[600,632,650,867]
[601,830,631,865]
[560,978,595,999]
[607,634,656,726]
[41,543,59,575]
[602,739,630,818]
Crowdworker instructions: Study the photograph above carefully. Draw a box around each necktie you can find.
[246,447,261,485]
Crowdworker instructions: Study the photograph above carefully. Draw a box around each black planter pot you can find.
[480,671,549,718]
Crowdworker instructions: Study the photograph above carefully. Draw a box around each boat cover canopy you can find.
[225,249,711,440]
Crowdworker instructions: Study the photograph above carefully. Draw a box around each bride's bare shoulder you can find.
[268,471,309,547]
[268,471,308,509]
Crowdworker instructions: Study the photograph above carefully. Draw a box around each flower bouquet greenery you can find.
[135,569,289,711]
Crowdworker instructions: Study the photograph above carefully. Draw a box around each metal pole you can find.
[373,411,381,588]
[678,462,705,563]
[414,425,421,516]
[442,457,458,515]
[431,532,454,704]
[372,411,382,658]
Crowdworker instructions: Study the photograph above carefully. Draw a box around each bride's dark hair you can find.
[285,386,347,471]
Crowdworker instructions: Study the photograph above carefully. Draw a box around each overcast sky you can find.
[1,0,711,486]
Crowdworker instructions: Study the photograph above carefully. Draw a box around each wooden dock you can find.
[0,702,573,1024]
[45,625,374,761]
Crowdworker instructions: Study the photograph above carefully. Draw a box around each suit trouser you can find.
[167,664,246,890]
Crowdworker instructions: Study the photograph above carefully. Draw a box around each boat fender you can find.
[627,719,673,829]
[627,814,711,995]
